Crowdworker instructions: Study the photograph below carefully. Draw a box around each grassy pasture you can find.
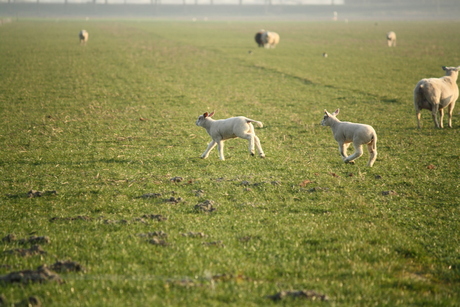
[1,19,460,306]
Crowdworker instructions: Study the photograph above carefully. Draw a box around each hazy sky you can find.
[8,0,344,4]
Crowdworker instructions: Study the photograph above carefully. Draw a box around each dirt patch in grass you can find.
[137,193,162,199]
[140,214,167,221]
[202,241,224,247]
[27,190,58,198]
[194,200,217,213]
[46,260,85,273]
[1,234,17,243]
[382,190,398,196]
[0,266,62,284]
[49,214,167,225]
[303,187,330,192]
[182,232,206,238]
[4,245,47,257]
[299,179,314,187]
[148,238,169,246]
[49,216,93,222]
[0,295,42,307]
[2,234,50,245]
[266,290,328,301]
[137,231,169,246]
[104,215,168,224]
[240,180,281,187]
[5,190,58,199]
[238,235,261,242]
[103,219,129,224]
[164,196,184,204]
[193,189,205,197]
[21,236,51,245]
[138,231,168,238]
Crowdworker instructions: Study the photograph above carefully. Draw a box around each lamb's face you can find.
[321,114,328,126]
[196,115,205,127]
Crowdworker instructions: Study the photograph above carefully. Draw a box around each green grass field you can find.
[1,19,460,306]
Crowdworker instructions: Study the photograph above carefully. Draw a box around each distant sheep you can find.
[254,30,265,47]
[195,111,265,161]
[386,31,396,47]
[414,66,460,128]
[79,30,88,45]
[321,109,377,167]
[261,31,280,49]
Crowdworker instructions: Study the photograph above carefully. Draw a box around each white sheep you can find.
[79,30,88,45]
[386,31,396,47]
[261,31,280,49]
[414,66,460,128]
[321,109,378,167]
[195,111,265,161]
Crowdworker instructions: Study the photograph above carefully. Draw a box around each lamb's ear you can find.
[324,109,329,116]
[208,111,215,118]
[442,66,447,71]
[332,109,340,116]
[203,112,208,118]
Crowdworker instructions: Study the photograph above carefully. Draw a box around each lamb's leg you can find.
[339,142,350,161]
[345,143,363,164]
[254,135,265,158]
[248,135,255,156]
[367,142,377,167]
[240,134,256,156]
[217,140,225,161]
[447,102,455,128]
[201,140,216,159]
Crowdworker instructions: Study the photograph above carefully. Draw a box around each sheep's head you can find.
[195,111,215,127]
[321,109,339,126]
[442,66,460,78]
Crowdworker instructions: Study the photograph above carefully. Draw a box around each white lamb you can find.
[195,111,265,161]
[386,31,396,47]
[414,66,460,128]
[79,30,88,45]
[321,109,378,167]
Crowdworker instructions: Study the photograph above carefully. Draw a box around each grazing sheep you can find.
[79,30,88,45]
[195,111,265,161]
[254,30,265,47]
[261,31,280,49]
[414,66,460,128]
[386,31,396,47]
[321,109,378,167]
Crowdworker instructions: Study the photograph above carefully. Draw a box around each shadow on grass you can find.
[251,64,403,104]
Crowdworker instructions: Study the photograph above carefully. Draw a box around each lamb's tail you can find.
[247,119,263,128]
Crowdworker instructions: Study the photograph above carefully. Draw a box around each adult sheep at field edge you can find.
[414,66,460,128]
[321,109,378,167]
[261,31,280,49]
[79,30,88,44]
[195,111,265,161]
[386,31,396,47]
